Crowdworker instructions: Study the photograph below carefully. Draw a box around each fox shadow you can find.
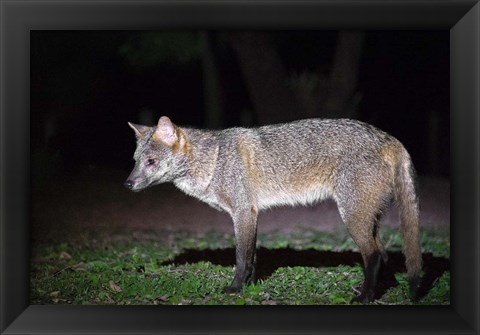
[162,247,449,301]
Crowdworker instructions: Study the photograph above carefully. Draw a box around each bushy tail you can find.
[394,146,422,299]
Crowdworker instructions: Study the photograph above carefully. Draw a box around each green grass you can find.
[31,228,450,305]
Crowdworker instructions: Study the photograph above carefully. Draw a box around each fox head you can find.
[124,116,189,192]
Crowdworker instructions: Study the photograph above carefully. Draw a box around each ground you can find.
[31,166,450,305]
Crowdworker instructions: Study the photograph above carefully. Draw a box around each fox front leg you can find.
[223,206,258,294]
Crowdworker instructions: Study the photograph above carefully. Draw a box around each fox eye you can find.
[146,158,156,166]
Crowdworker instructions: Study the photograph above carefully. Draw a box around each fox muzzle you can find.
[124,180,134,190]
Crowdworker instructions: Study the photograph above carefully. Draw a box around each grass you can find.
[31,228,450,305]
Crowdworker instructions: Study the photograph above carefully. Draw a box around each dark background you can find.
[28,30,451,309]
[30,30,449,179]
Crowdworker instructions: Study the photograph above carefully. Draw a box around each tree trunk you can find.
[230,31,365,124]
[200,31,223,128]
[319,31,365,118]
[229,32,304,125]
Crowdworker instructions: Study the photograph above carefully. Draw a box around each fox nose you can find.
[124,180,134,190]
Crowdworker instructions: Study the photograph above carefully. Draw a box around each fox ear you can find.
[128,122,150,139]
[153,116,177,146]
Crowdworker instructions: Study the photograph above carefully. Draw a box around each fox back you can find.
[125,116,422,303]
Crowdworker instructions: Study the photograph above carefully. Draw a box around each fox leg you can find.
[223,205,258,294]
[350,215,388,303]
[345,216,382,304]
[337,192,390,303]
[335,170,393,304]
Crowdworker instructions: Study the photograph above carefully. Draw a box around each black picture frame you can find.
[1,1,478,334]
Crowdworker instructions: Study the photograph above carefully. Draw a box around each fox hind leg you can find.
[337,190,391,303]
[347,218,383,304]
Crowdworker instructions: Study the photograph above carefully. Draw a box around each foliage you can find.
[31,228,449,305]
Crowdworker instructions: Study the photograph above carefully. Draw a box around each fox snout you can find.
[124,178,144,192]
[124,171,144,192]
[124,179,134,190]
